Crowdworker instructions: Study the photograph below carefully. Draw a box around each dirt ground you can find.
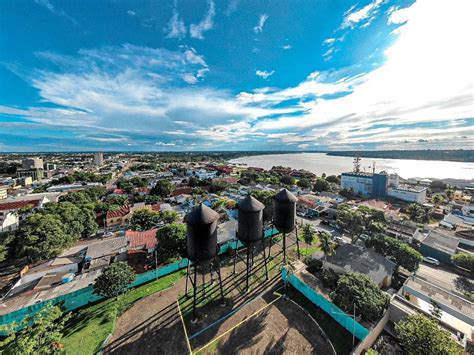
[105,235,334,354]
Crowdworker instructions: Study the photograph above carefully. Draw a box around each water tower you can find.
[185,203,225,322]
[272,188,300,263]
[232,194,269,291]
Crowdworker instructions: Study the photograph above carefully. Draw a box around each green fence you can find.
[282,267,369,341]
[0,227,280,331]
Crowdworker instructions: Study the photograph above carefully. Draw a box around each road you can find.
[296,217,352,244]
[106,159,134,190]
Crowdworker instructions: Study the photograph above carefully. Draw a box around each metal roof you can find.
[274,188,297,202]
[186,203,219,224]
[238,194,265,212]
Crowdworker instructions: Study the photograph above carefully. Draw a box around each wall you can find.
[282,267,369,341]
[352,309,390,355]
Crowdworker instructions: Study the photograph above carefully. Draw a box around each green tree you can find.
[14,214,71,261]
[325,175,339,184]
[0,304,70,355]
[93,262,136,299]
[395,314,462,355]
[451,252,474,272]
[129,209,161,231]
[319,231,336,267]
[160,210,180,224]
[336,204,364,242]
[155,223,187,263]
[313,178,330,192]
[297,178,312,189]
[431,193,444,207]
[251,190,274,222]
[339,187,355,199]
[280,175,295,186]
[150,180,175,197]
[301,224,315,244]
[365,235,422,272]
[209,181,228,194]
[330,272,390,322]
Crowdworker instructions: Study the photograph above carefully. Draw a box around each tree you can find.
[297,178,312,189]
[313,178,330,192]
[209,181,228,194]
[451,252,474,272]
[155,223,187,263]
[330,272,390,322]
[160,210,179,224]
[430,180,447,190]
[93,262,136,299]
[130,209,161,231]
[0,304,70,355]
[319,231,336,267]
[251,190,274,222]
[431,193,444,207]
[280,175,295,186]
[336,204,364,242]
[430,299,442,319]
[339,187,355,199]
[325,175,339,184]
[395,314,462,355]
[301,224,315,244]
[365,235,422,272]
[14,214,72,261]
[150,179,175,197]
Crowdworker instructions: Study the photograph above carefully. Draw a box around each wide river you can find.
[229,153,474,181]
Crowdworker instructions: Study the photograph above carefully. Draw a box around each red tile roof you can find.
[151,204,161,212]
[172,187,192,197]
[106,206,130,219]
[0,199,42,211]
[112,188,126,195]
[126,228,158,249]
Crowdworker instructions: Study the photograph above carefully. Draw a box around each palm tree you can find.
[319,232,336,267]
[432,193,444,207]
[302,224,314,245]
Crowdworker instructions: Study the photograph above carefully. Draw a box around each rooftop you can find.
[312,243,396,286]
[421,230,459,254]
[126,228,158,250]
[85,236,128,259]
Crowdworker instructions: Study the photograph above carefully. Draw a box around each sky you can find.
[0,0,473,152]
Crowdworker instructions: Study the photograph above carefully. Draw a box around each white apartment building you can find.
[93,152,104,166]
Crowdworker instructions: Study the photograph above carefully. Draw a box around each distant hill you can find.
[325,150,474,163]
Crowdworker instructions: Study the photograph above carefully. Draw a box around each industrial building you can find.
[387,185,427,204]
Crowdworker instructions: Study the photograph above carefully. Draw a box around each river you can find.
[229,153,474,181]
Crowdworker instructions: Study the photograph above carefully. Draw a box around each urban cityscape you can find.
[1,1,473,355]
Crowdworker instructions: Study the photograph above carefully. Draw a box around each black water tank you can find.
[237,195,265,245]
[186,203,220,262]
[273,188,297,233]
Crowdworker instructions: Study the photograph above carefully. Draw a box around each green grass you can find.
[297,245,321,257]
[62,270,185,355]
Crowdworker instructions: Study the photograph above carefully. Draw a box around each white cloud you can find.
[127,10,136,16]
[256,70,275,79]
[387,6,410,24]
[281,44,292,50]
[34,0,77,25]
[182,73,198,84]
[341,0,383,29]
[190,0,215,40]
[323,38,336,45]
[254,14,269,33]
[165,4,186,39]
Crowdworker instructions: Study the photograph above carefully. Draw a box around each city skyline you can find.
[1,0,473,152]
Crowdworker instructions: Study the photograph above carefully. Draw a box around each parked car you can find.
[423,257,440,266]
[333,236,347,244]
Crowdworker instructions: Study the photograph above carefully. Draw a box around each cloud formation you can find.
[254,14,268,33]
[190,0,216,39]
[255,70,275,79]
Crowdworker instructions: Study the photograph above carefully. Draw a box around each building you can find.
[126,229,158,253]
[388,174,400,188]
[17,168,44,181]
[341,172,388,198]
[0,211,19,232]
[93,152,104,166]
[311,243,396,288]
[385,221,422,243]
[0,184,7,200]
[83,237,128,271]
[387,185,427,204]
[22,157,43,170]
[45,162,57,171]
[419,230,459,264]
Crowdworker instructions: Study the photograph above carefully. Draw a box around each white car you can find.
[334,236,347,244]
[423,257,440,266]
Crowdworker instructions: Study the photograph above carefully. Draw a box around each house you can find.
[126,229,158,253]
[0,211,19,232]
[311,243,396,288]
[83,236,128,271]
[454,190,471,205]
[419,230,459,264]
[105,206,131,227]
[385,221,422,244]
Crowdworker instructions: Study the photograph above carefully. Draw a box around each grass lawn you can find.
[62,270,185,355]
[297,245,322,257]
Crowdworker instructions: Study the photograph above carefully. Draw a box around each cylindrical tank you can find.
[273,188,297,233]
[186,203,220,262]
[237,195,265,245]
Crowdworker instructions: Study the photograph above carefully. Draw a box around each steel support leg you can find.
[192,265,198,322]
[215,255,225,305]
[262,236,269,280]
[185,259,190,296]
[295,225,300,259]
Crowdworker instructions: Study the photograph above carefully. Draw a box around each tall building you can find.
[0,184,7,200]
[340,156,388,198]
[22,157,43,170]
[93,152,104,166]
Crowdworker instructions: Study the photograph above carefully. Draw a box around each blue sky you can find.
[0,0,473,152]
